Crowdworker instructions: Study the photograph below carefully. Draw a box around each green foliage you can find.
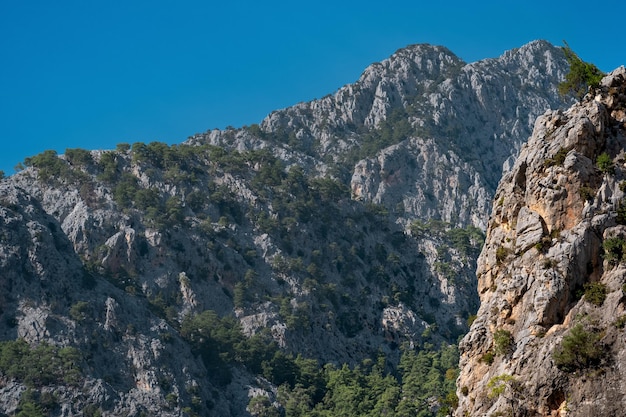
[96,151,118,182]
[310,177,349,201]
[179,310,460,416]
[147,292,178,323]
[133,188,160,211]
[603,236,626,265]
[365,202,389,218]
[534,236,552,253]
[544,147,569,167]
[496,246,510,264]
[69,301,90,322]
[346,107,416,164]
[248,396,281,417]
[583,282,607,306]
[12,128,478,416]
[65,148,93,166]
[614,315,626,329]
[274,344,459,417]
[493,329,513,355]
[164,196,185,224]
[0,339,82,387]
[131,141,192,170]
[394,344,460,417]
[337,309,363,338]
[180,310,282,385]
[616,200,626,225]
[558,42,604,100]
[579,185,595,202]
[112,173,140,209]
[487,374,517,399]
[180,311,242,385]
[409,220,485,258]
[552,147,569,165]
[15,388,58,417]
[596,152,615,175]
[445,225,485,256]
[553,323,603,371]
[24,150,72,183]
[480,351,495,365]
[116,143,131,153]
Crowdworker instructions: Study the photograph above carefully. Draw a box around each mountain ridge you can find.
[188,39,571,228]
[0,40,574,416]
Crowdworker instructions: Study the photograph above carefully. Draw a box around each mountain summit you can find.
[190,40,570,229]
[0,41,572,416]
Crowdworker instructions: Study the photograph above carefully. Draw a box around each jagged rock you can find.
[456,67,626,417]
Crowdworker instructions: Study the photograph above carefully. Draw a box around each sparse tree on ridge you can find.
[558,41,604,100]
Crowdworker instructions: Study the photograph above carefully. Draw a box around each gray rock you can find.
[456,67,626,417]
[514,206,546,253]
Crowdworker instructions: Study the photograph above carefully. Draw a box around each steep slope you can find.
[0,182,244,416]
[456,67,626,416]
[3,143,481,416]
[0,40,572,416]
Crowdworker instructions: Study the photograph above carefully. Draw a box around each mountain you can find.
[456,66,626,416]
[190,40,571,229]
[0,40,571,416]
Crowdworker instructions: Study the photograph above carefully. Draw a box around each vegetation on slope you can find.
[180,309,460,417]
[558,41,604,100]
[6,141,483,416]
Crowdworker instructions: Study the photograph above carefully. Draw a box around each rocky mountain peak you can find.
[189,40,571,229]
[456,66,626,416]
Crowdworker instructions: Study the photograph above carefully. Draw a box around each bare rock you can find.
[456,67,626,417]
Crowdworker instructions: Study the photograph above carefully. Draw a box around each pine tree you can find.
[558,41,604,100]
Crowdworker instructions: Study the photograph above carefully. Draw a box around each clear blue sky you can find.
[1,0,624,175]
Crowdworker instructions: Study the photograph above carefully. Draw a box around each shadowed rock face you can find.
[456,67,626,417]
[0,41,573,416]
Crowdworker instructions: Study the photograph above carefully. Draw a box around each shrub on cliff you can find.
[558,42,604,100]
[553,324,603,371]
[603,236,626,265]
[494,329,514,355]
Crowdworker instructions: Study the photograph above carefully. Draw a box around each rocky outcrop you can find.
[350,137,492,228]
[456,67,626,416]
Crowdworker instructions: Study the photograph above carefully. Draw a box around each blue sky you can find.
[1,1,624,175]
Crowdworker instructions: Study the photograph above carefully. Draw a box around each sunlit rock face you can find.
[456,67,626,417]
[192,40,571,229]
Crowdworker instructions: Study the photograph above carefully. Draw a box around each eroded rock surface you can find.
[456,67,626,417]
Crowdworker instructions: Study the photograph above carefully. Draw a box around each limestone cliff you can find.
[456,67,626,416]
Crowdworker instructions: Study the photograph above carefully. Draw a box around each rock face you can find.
[0,40,573,416]
[0,183,242,416]
[456,67,626,416]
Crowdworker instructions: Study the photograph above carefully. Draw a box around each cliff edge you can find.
[456,66,626,416]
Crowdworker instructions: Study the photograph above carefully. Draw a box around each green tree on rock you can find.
[558,41,604,100]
